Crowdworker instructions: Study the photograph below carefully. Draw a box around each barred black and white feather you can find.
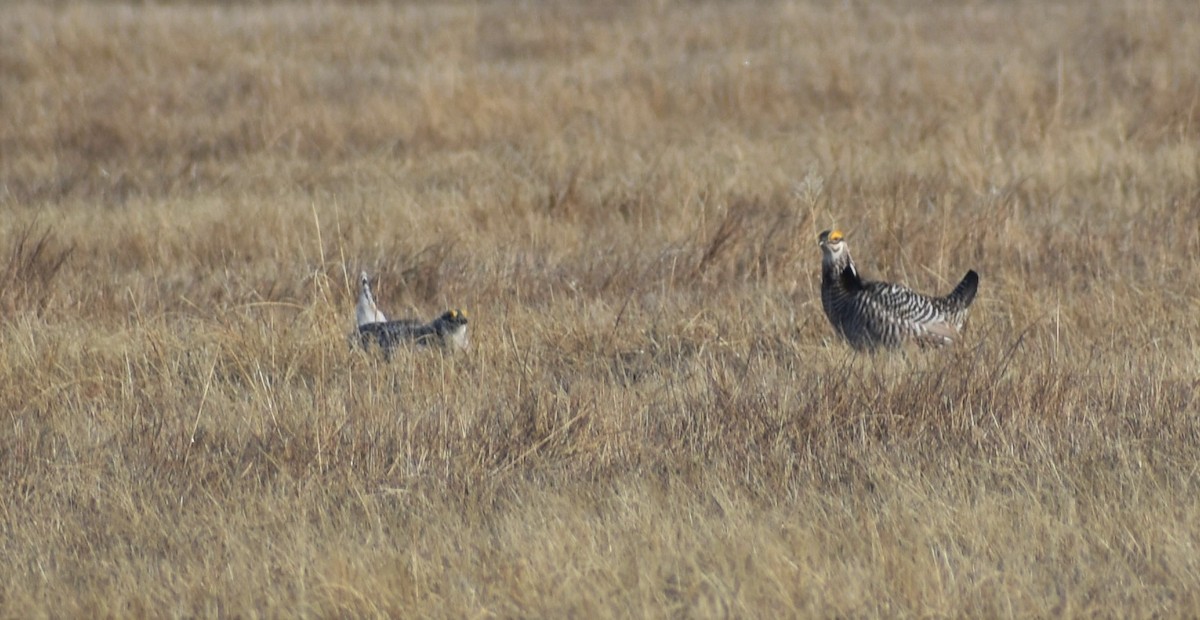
[352,272,469,359]
[358,310,470,359]
[818,230,978,351]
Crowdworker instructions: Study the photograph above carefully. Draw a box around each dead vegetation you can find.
[1,0,1199,616]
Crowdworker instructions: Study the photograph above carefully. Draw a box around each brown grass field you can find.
[2,0,1200,616]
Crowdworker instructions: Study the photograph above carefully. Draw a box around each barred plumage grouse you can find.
[358,310,469,357]
[353,272,469,359]
[818,230,978,351]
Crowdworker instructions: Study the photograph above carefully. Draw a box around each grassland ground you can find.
[2,0,1200,616]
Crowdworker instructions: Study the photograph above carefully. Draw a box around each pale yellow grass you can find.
[2,0,1200,616]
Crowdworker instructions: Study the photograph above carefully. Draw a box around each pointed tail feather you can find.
[947,270,979,309]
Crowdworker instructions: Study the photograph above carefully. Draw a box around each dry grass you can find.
[2,0,1200,616]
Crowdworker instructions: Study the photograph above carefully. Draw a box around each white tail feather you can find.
[356,271,387,327]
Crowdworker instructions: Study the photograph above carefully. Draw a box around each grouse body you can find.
[818,230,978,351]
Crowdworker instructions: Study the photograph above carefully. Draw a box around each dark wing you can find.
[359,319,426,349]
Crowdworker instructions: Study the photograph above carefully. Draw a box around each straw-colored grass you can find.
[2,0,1199,616]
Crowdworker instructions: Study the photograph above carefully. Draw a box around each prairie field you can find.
[3,0,1200,616]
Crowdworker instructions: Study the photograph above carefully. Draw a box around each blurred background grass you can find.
[1,0,1199,615]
